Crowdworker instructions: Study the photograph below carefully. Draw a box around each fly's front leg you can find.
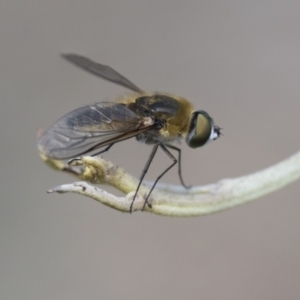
[165,144,191,189]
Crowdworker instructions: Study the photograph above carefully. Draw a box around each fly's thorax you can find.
[133,93,195,142]
[115,91,152,106]
[163,96,194,140]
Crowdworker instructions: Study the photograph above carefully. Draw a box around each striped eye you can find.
[186,110,221,148]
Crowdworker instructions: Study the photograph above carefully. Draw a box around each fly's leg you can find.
[142,143,178,211]
[67,144,114,166]
[130,143,159,213]
[165,144,191,189]
[92,143,114,157]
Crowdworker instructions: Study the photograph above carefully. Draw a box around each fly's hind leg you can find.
[91,143,114,157]
[67,143,115,166]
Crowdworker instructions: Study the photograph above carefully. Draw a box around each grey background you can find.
[1,1,300,299]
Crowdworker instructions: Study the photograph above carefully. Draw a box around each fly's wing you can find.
[62,54,143,93]
[37,102,154,159]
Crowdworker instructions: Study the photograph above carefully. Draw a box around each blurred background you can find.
[1,1,300,299]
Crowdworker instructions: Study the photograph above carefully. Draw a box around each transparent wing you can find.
[37,102,154,159]
[62,54,143,93]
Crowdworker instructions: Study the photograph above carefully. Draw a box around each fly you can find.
[38,54,221,212]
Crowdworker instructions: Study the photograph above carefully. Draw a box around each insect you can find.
[38,54,221,212]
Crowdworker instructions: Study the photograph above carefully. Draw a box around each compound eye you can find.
[186,111,213,148]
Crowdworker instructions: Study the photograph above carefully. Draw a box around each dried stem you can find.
[42,150,300,216]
